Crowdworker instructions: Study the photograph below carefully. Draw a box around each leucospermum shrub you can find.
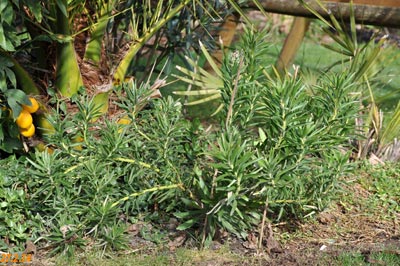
[174,28,360,245]
[0,30,361,254]
[0,85,208,253]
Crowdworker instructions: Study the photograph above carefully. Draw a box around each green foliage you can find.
[0,83,202,252]
[359,163,400,218]
[173,28,359,245]
[0,54,16,92]
[1,0,231,97]
[0,26,362,253]
[320,250,400,266]
[0,155,43,251]
[0,1,397,258]
[302,0,400,159]
[0,0,21,52]
[0,64,31,152]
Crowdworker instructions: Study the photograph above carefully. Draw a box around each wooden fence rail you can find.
[210,0,400,73]
[246,0,400,28]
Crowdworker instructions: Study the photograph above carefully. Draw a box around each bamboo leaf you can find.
[176,219,197,231]
[173,75,222,89]
[184,94,221,106]
[199,41,222,77]
[173,89,220,96]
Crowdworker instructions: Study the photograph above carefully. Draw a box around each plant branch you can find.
[225,56,244,128]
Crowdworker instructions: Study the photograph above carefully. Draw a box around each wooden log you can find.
[209,0,400,75]
[246,0,400,28]
[330,0,399,8]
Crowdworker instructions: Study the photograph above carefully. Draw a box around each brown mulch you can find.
[236,180,400,266]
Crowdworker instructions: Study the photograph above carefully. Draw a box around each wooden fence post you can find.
[276,17,311,74]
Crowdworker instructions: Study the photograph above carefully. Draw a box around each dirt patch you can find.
[227,179,400,265]
[163,177,399,266]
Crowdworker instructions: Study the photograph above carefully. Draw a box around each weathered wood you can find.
[329,0,399,8]
[209,0,400,75]
[246,0,400,28]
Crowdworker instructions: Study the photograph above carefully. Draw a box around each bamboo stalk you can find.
[54,0,83,97]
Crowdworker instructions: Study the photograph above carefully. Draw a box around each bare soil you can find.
[225,180,400,266]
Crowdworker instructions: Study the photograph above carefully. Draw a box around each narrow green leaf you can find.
[210,104,224,116]
[185,94,221,106]
[251,0,269,18]
[173,89,220,96]
[174,211,192,219]
[226,0,252,25]
[321,43,354,57]
[176,219,197,231]
[298,0,332,28]
[258,128,267,143]
[92,92,110,117]
[55,0,68,18]
[173,75,222,89]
